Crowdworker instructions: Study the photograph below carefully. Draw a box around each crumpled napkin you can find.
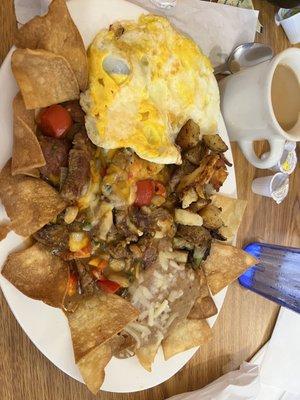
[14,0,258,67]
[167,308,300,400]
[128,0,258,66]
[168,363,261,400]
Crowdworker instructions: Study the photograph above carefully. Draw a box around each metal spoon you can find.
[214,42,274,75]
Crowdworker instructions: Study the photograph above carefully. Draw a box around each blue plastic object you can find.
[239,242,300,313]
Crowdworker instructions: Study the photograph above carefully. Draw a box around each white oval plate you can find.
[0,0,236,393]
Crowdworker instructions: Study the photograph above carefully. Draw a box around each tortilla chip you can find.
[1,243,69,307]
[135,338,162,372]
[188,269,217,320]
[15,0,87,91]
[212,195,247,243]
[0,225,10,241]
[66,292,139,362]
[162,319,212,360]
[12,93,45,176]
[202,242,258,295]
[11,48,79,109]
[12,92,35,131]
[23,168,40,178]
[0,159,66,239]
[78,341,112,394]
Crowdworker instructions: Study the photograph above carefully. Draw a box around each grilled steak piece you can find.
[176,225,211,246]
[75,260,94,294]
[114,210,139,242]
[62,100,85,124]
[39,136,70,184]
[137,238,158,269]
[60,131,93,202]
[107,241,131,259]
[33,223,69,255]
[130,207,175,238]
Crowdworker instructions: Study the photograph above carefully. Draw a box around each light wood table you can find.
[0,1,299,399]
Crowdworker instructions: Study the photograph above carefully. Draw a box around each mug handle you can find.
[238,138,285,169]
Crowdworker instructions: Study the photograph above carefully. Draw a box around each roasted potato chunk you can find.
[181,187,198,209]
[183,142,208,165]
[188,198,210,213]
[176,154,219,193]
[176,119,200,150]
[176,225,211,246]
[173,237,194,250]
[174,209,203,226]
[210,164,228,191]
[169,160,195,192]
[203,134,228,153]
[199,204,223,230]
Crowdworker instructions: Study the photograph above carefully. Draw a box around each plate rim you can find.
[0,0,237,392]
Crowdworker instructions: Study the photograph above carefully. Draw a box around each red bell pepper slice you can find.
[97,279,120,294]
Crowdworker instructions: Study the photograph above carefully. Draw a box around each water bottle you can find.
[239,242,300,313]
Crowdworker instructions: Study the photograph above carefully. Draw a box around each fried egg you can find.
[81,15,219,164]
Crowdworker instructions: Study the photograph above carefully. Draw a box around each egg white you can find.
[81,15,219,164]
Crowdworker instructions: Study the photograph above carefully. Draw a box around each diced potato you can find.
[175,209,203,227]
[172,251,188,263]
[69,232,89,252]
[188,198,210,213]
[176,155,219,193]
[109,259,125,272]
[176,225,211,246]
[181,187,198,209]
[175,120,200,150]
[199,204,223,230]
[162,250,188,263]
[173,237,194,251]
[203,134,228,153]
[64,206,79,224]
[183,142,208,165]
[151,195,166,207]
[97,202,113,240]
[169,160,195,192]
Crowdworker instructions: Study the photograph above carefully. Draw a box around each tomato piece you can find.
[153,181,166,197]
[97,279,120,294]
[134,179,155,207]
[38,104,72,138]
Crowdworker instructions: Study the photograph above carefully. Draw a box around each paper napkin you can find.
[14,0,258,67]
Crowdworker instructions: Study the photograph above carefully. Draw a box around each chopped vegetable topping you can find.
[97,279,120,294]
[69,232,90,252]
[67,272,78,297]
[38,104,72,138]
[134,179,166,207]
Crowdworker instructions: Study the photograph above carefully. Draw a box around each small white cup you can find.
[252,172,289,203]
[261,148,297,174]
[275,8,300,45]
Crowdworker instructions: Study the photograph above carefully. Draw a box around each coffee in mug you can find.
[219,48,300,169]
[271,64,300,132]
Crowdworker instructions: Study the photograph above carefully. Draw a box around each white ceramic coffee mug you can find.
[219,48,300,169]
